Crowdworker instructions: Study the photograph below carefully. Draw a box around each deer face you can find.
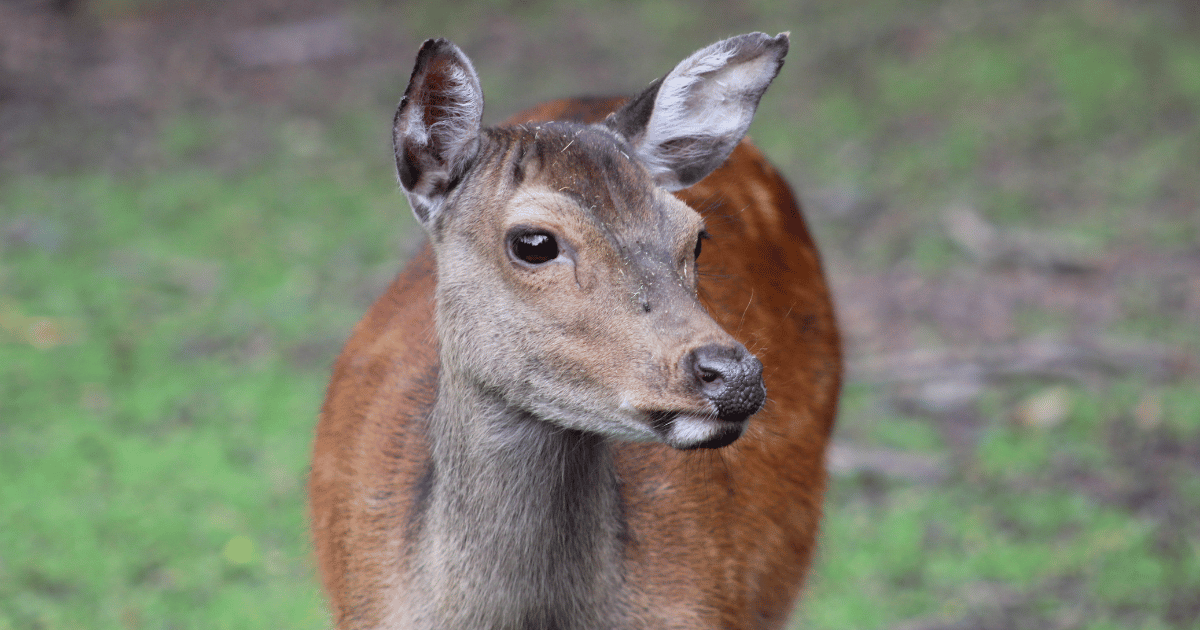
[393,35,787,448]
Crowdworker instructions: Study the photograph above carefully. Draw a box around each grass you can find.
[0,169,371,628]
[1,107,417,626]
[2,0,1198,628]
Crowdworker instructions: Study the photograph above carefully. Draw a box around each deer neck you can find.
[413,371,627,629]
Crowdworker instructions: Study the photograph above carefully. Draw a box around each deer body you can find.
[310,34,841,630]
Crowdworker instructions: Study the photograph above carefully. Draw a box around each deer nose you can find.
[686,343,766,423]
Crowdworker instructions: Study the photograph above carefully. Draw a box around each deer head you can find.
[391,33,788,449]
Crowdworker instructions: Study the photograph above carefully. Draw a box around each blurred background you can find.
[1,0,1197,628]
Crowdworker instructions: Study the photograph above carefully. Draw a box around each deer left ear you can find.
[606,32,788,191]
[393,38,484,230]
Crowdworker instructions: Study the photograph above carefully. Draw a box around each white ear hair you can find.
[393,39,484,230]
[606,32,789,190]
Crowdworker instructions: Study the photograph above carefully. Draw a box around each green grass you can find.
[1,134,409,626]
[3,0,1198,628]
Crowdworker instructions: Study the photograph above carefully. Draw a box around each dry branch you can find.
[848,338,1192,386]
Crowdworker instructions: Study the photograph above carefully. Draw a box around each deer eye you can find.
[509,229,559,265]
[694,230,710,260]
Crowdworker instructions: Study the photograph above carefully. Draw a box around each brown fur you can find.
[310,95,841,628]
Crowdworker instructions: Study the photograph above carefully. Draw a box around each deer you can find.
[309,32,842,630]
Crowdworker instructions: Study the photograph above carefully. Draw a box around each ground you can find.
[1,0,1198,628]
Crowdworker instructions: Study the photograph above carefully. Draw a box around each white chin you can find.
[662,414,747,450]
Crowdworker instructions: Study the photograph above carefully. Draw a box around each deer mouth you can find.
[648,411,748,450]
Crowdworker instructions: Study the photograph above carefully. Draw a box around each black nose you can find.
[686,343,766,422]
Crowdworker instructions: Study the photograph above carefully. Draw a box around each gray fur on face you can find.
[384,32,788,628]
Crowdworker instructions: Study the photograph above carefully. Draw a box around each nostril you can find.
[689,345,738,388]
[698,366,722,385]
[685,342,766,422]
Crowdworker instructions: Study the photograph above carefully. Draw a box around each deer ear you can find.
[606,32,788,191]
[393,38,484,229]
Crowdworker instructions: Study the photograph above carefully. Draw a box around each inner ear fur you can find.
[606,32,789,191]
[393,38,484,228]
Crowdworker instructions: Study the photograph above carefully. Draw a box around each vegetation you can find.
[1,0,1196,627]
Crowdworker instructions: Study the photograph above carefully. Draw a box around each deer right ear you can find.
[393,39,484,230]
